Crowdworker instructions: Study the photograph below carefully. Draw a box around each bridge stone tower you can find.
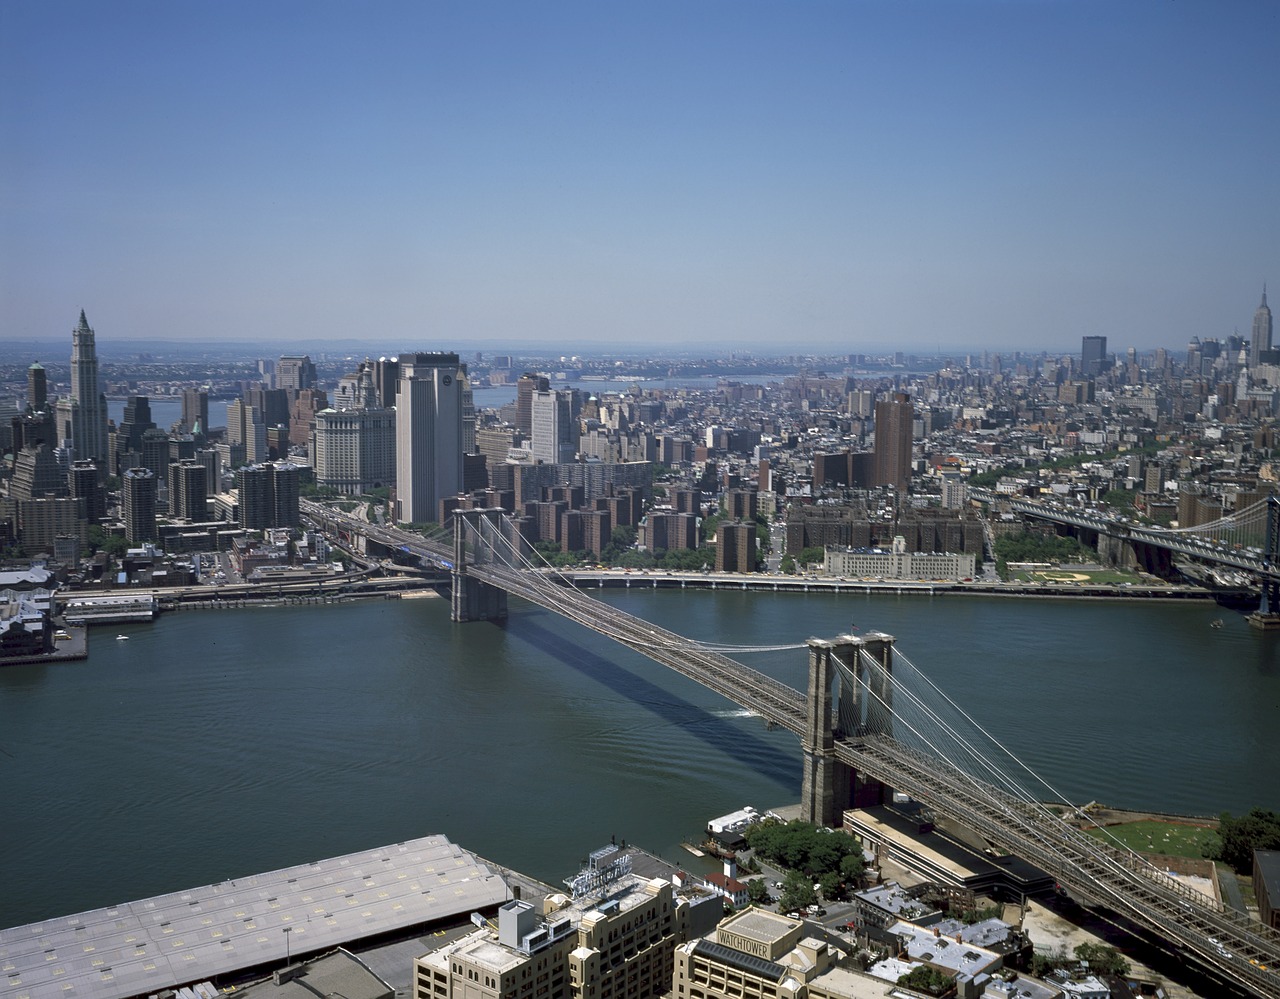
[801,631,895,827]
[450,509,509,622]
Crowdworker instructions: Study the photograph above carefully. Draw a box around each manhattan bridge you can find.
[306,501,1280,998]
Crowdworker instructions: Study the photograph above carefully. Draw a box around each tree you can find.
[896,965,953,996]
[780,554,796,574]
[798,546,825,568]
[1210,808,1280,872]
[1072,943,1129,976]
[746,879,771,905]
[777,870,816,913]
[818,872,843,900]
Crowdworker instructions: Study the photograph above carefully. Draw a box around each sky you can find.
[2,1,1278,354]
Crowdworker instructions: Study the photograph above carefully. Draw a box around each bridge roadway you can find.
[303,502,808,733]
[970,488,1274,577]
[839,736,1280,998]
[306,503,1280,997]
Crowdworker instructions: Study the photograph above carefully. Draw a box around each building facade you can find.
[823,537,976,581]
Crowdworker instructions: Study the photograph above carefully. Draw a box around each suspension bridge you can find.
[304,501,1280,997]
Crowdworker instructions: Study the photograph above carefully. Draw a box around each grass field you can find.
[1085,819,1220,860]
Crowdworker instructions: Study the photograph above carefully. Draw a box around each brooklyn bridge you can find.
[306,501,1280,998]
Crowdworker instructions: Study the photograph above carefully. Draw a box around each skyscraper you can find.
[181,388,209,435]
[1252,286,1273,367]
[27,362,48,413]
[873,392,914,492]
[123,467,157,543]
[170,460,208,521]
[276,355,317,392]
[1081,335,1107,377]
[515,373,549,436]
[530,388,577,464]
[227,399,268,465]
[396,352,465,524]
[55,311,109,467]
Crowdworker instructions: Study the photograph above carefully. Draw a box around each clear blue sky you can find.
[2,1,1277,353]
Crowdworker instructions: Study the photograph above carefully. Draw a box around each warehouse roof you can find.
[0,835,508,999]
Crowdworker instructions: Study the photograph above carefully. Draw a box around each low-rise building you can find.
[414,846,706,999]
[823,536,976,580]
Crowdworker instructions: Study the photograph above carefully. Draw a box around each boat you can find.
[1210,619,1224,629]
[116,634,129,641]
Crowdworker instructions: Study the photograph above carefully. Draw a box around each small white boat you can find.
[1209,619,1224,629]
[116,634,129,641]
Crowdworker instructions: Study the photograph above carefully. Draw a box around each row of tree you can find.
[742,820,866,911]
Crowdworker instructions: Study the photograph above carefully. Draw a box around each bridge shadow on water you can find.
[512,617,800,790]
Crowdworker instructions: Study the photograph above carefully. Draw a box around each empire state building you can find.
[1252,286,1273,367]
[55,310,110,467]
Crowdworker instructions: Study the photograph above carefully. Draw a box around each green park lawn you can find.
[1085,819,1220,860]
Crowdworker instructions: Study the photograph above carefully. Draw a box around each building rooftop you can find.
[0,835,508,999]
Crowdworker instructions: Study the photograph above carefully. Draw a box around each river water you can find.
[2,588,1276,929]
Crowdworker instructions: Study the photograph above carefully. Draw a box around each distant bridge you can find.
[972,488,1280,610]
[304,501,1280,997]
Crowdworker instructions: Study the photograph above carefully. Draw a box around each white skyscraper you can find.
[56,311,109,466]
[396,352,465,524]
[530,388,577,464]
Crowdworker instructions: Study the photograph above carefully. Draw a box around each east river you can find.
[2,588,1278,929]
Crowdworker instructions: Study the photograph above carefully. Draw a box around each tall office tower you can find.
[715,519,757,573]
[27,362,48,412]
[460,370,476,455]
[373,357,400,408]
[289,387,329,449]
[531,388,577,464]
[68,460,105,523]
[1252,286,1273,367]
[395,353,465,524]
[245,385,291,429]
[873,392,914,492]
[196,447,221,495]
[181,388,209,435]
[138,428,171,486]
[11,443,67,500]
[122,467,157,543]
[276,355,317,392]
[256,358,276,386]
[227,398,267,465]
[169,460,208,521]
[114,396,155,474]
[1081,334,1107,377]
[55,311,109,466]
[515,373,550,436]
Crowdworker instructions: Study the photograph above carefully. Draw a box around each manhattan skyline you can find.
[2,1,1277,351]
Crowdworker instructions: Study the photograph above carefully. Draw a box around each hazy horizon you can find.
[3,2,1277,351]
